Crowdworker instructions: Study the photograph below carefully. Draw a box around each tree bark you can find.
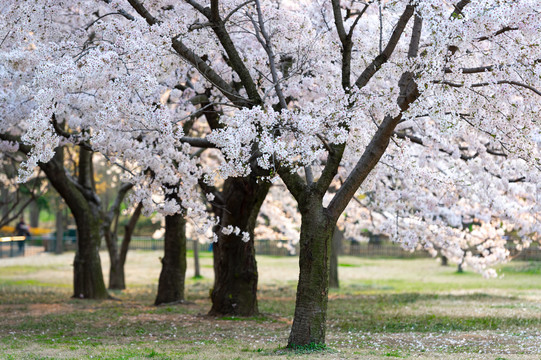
[55,207,64,254]
[209,176,270,316]
[108,258,125,290]
[72,201,108,299]
[40,147,109,300]
[441,256,448,266]
[329,226,343,289]
[29,199,40,228]
[287,200,335,347]
[155,212,187,305]
[193,239,201,278]
[107,203,141,290]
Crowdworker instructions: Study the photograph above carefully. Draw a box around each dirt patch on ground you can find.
[0,303,77,326]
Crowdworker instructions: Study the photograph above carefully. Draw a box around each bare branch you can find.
[331,0,347,44]
[85,11,135,30]
[252,0,287,109]
[332,0,369,90]
[126,0,160,25]
[451,0,470,18]
[434,80,541,97]
[51,114,94,151]
[224,0,255,23]
[477,26,518,41]
[354,4,415,89]
[184,0,209,16]
[171,37,252,107]
[408,15,422,58]
[210,0,220,22]
[179,136,216,148]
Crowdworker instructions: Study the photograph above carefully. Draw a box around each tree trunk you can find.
[29,199,40,228]
[193,239,201,278]
[329,226,343,289]
[39,147,109,300]
[155,212,187,305]
[441,256,448,266]
[0,188,8,219]
[72,202,109,299]
[109,256,125,290]
[104,226,123,289]
[209,177,270,317]
[55,208,64,254]
[287,201,334,347]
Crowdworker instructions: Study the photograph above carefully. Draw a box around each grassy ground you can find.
[1,251,541,359]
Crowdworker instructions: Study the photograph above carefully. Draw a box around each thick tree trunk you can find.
[209,177,270,316]
[329,226,343,289]
[72,202,109,299]
[287,201,335,347]
[441,256,448,266]
[39,147,109,300]
[155,213,187,305]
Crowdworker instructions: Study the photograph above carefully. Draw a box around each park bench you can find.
[0,236,26,257]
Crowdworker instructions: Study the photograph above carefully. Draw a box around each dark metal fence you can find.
[341,242,431,258]
[2,235,541,261]
[511,247,541,261]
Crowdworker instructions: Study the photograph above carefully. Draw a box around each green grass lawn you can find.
[1,251,541,359]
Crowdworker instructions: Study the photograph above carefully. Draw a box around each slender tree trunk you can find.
[55,207,64,254]
[209,177,270,316]
[29,200,40,228]
[287,200,335,347]
[0,188,8,219]
[155,212,187,305]
[193,239,201,278]
[107,203,141,290]
[109,256,125,290]
[329,226,343,289]
[105,224,124,290]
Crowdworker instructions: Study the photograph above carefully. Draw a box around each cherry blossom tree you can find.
[1,0,540,347]
[201,0,540,345]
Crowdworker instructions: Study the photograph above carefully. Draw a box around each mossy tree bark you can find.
[72,201,108,299]
[208,176,270,316]
[287,197,335,347]
[155,211,187,305]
